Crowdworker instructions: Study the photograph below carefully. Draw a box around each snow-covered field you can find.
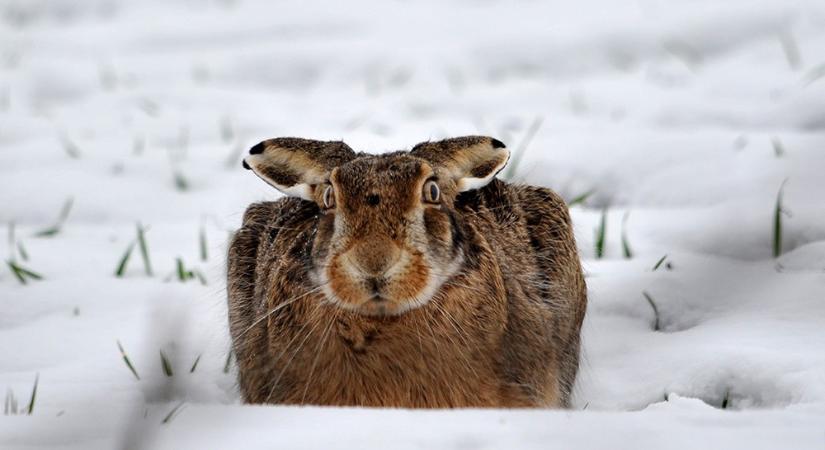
[2,0,825,448]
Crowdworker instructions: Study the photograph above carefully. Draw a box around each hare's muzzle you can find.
[325,238,432,316]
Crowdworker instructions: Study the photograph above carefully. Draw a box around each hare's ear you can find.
[242,137,356,200]
[410,136,510,192]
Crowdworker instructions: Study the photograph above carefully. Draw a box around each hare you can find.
[227,136,586,408]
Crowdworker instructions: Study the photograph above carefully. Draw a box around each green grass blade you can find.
[114,241,135,277]
[223,349,233,374]
[771,137,785,157]
[173,171,189,191]
[199,226,208,261]
[60,135,82,159]
[189,354,202,373]
[193,269,208,286]
[160,350,174,377]
[7,260,27,284]
[801,62,825,86]
[136,223,153,276]
[17,242,28,261]
[621,211,633,259]
[7,260,43,284]
[594,209,607,259]
[34,197,74,237]
[643,291,660,331]
[502,116,543,180]
[161,402,185,425]
[569,189,595,207]
[773,180,787,258]
[26,374,38,415]
[176,257,186,282]
[652,254,667,271]
[13,263,43,280]
[116,340,140,380]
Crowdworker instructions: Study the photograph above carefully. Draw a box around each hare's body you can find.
[228,137,586,408]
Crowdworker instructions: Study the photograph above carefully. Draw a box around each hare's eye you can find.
[323,185,335,209]
[423,180,440,204]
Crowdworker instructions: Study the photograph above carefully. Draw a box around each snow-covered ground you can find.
[2,0,825,448]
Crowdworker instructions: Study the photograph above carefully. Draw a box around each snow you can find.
[2,0,825,448]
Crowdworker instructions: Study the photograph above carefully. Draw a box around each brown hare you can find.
[228,136,586,408]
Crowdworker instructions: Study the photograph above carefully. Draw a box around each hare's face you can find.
[243,136,509,316]
[311,155,462,316]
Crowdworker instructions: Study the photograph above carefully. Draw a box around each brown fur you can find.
[228,136,587,408]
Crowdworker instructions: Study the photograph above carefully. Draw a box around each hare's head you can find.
[243,136,508,316]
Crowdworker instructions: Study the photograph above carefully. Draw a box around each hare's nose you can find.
[348,239,401,278]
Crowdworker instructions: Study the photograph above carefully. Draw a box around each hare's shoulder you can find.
[512,185,574,248]
[229,198,319,289]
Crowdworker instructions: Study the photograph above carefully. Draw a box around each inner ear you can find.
[410,136,509,192]
[243,137,355,200]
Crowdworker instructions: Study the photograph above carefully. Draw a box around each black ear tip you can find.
[490,138,506,149]
[242,159,251,170]
[249,142,265,155]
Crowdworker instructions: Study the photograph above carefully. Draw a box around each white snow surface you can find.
[1,0,825,448]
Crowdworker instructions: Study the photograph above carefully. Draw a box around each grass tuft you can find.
[643,291,660,331]
[117,340,141,380]
[160,350,174,377]
[34,197,74,237]
[594,209,607,259]
[169,257,207,285]
[6,259,44,285]
[621,211,633,259]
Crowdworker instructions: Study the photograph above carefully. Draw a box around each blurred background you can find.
[1,0,825,448]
